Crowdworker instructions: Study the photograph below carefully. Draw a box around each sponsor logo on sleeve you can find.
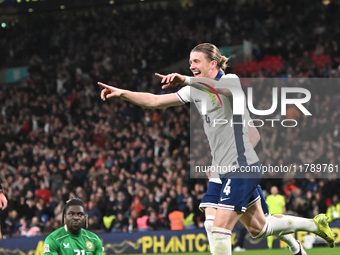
[44,244,50,253]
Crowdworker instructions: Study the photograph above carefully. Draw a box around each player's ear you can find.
[211,60,218,70]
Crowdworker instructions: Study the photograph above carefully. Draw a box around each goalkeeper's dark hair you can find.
[62,197,88,228]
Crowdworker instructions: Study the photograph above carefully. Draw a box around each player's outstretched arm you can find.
[98,82,183,109]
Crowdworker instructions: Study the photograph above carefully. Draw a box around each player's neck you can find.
[69,229,82,235]
[208,70,220,79]
[65,225,82,235]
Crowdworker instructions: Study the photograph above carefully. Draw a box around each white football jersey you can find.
[176,73,259,180]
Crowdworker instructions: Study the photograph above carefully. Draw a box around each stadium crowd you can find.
[0,0,340,237]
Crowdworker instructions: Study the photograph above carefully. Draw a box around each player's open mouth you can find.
[193,71,201,77]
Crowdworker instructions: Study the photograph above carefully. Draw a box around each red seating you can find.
[233,53,331,76]
[233,55,284,76]
[311,52,331,68]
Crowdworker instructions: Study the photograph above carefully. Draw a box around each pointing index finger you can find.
[155,73,167,82]
[155,73,164,78]
[97,82,110,89]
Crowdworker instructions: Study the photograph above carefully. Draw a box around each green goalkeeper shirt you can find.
[43,226,104,255]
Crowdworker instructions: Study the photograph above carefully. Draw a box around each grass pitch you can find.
[228,247,339,254]
[126,247,339,255]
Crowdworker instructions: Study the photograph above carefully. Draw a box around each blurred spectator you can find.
[168,209,184,231]
[115,191,129,214]
[266,186,286,249]
[147,209,164,231]
[111,212,128,233]
[88,216,101,231]
[326,195,340,222]
[0,0,339,236]
[136,210,149,232]
[167,189,178,214]
[158,200,170,229]
[18,217,29,236]
[25,198,37,222]
[177,185,191,212]
[43,217,58,233]
[127,216,138,233]
[4,209,19,237]
[87,200,102,230]
[25,216,41,237]
[130,196,144,216]
[143,192,159,212]
[183,197,197,230]
[103,212,116,233]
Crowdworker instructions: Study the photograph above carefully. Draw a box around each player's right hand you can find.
[98,82,123,100]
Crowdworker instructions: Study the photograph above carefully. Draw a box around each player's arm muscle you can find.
[121,91,183,109]
[98,82,183,109]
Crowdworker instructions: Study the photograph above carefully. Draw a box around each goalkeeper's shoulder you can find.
[82,228,101,242]
[45,227,67,243]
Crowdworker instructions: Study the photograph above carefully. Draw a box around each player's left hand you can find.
[155,73,185,89]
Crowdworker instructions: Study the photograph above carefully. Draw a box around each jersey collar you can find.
[214,71,223,81]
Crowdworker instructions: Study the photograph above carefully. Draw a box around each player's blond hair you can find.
[191,43,229,73]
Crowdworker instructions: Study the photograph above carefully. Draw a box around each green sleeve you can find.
[94,236,104,255]
[43,235,60,255]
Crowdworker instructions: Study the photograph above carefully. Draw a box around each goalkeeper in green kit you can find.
[43,197,104,255]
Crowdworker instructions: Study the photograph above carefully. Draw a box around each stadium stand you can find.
[0,0,339,237]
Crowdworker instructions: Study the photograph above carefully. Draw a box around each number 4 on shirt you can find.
[223,179,231,196]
